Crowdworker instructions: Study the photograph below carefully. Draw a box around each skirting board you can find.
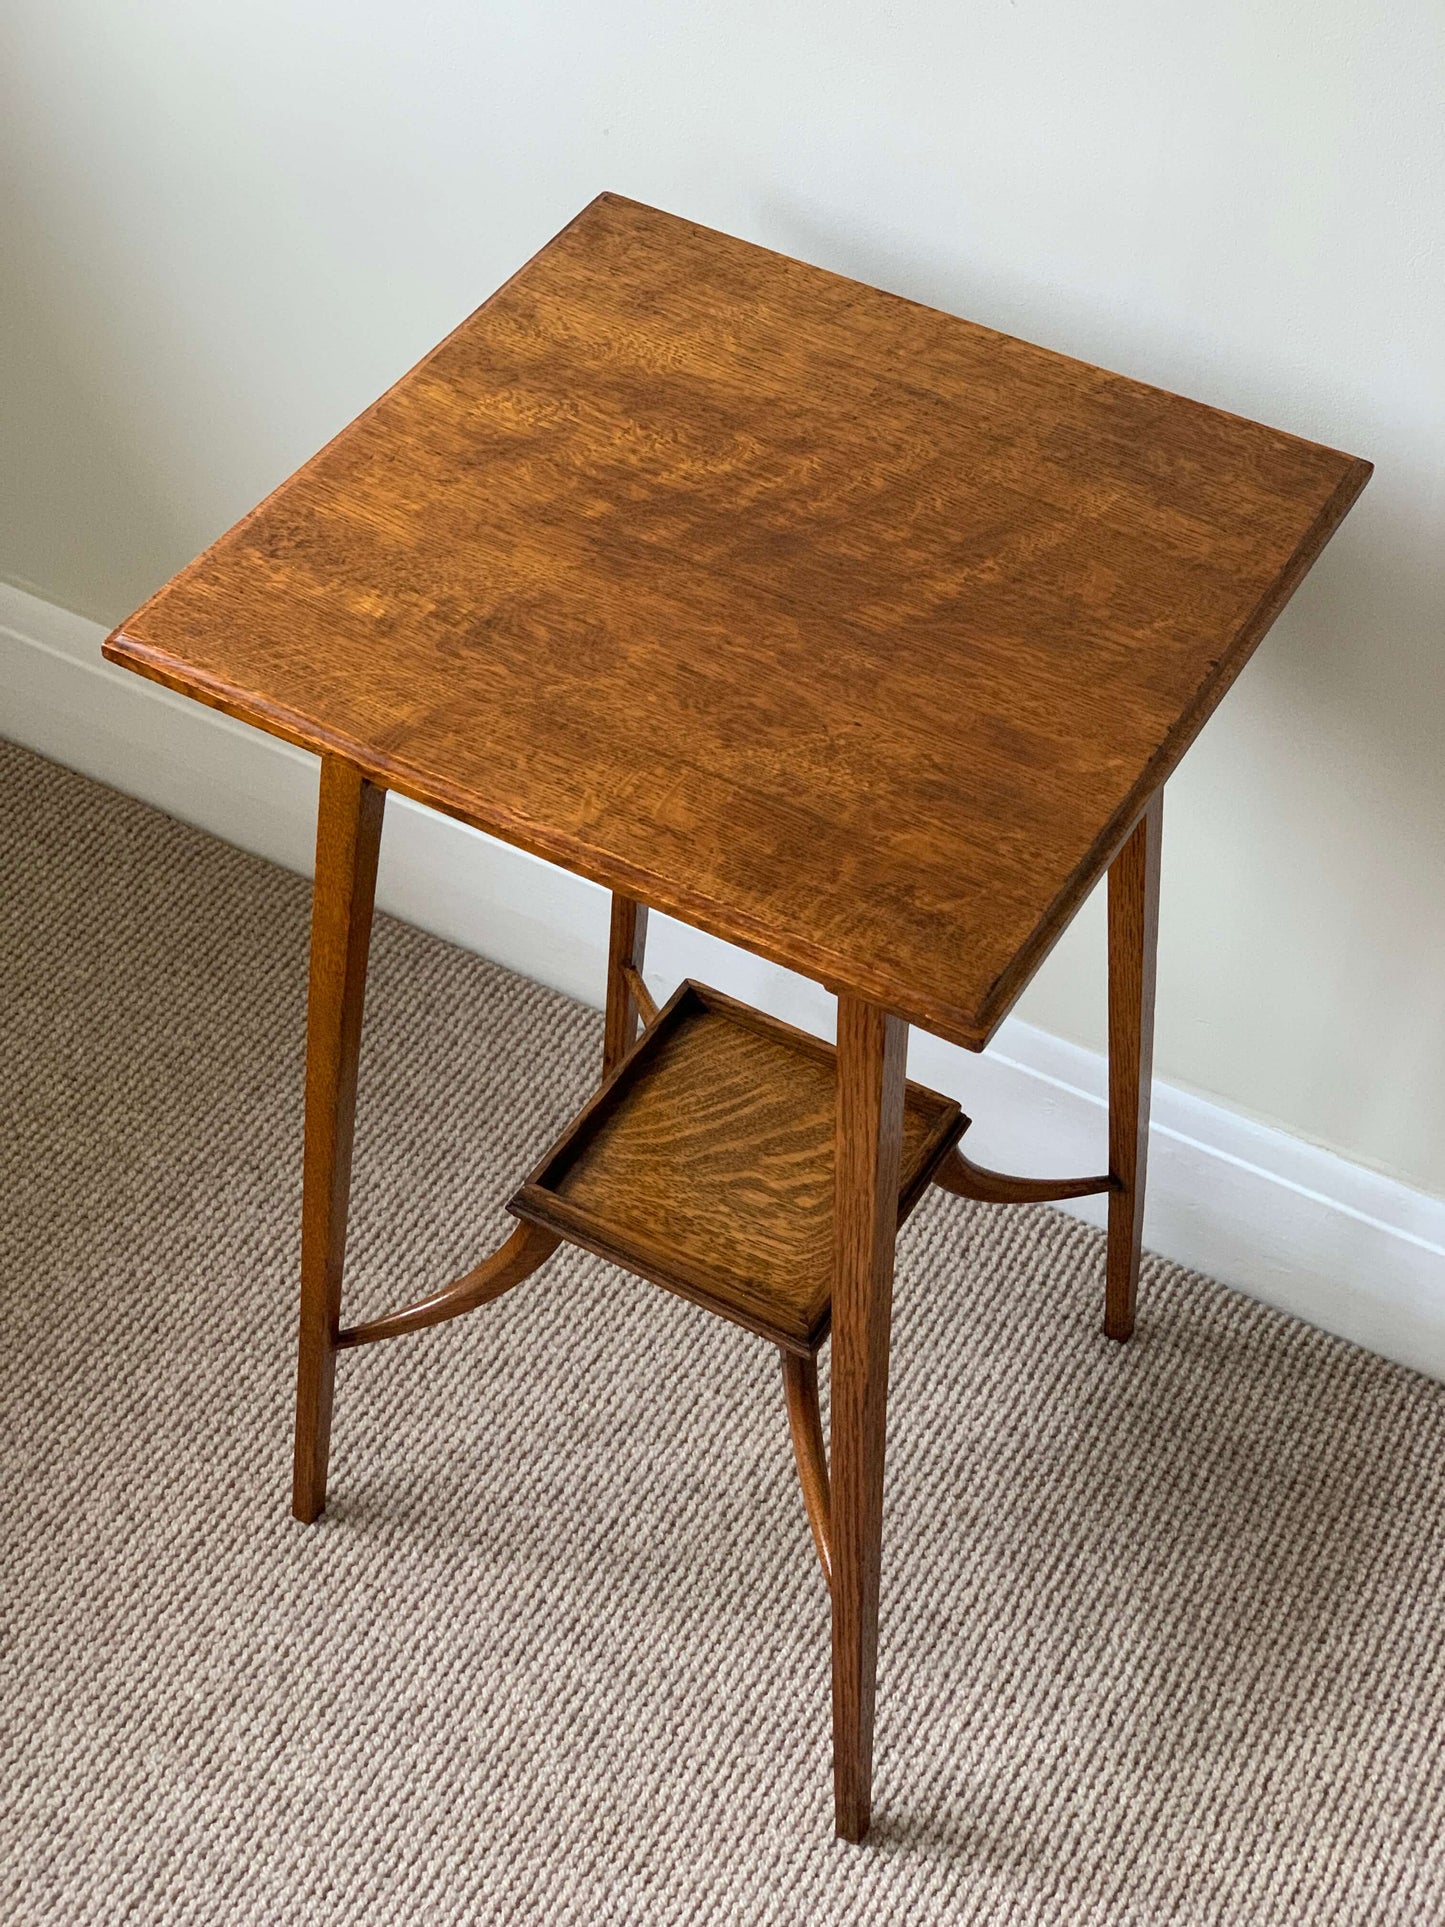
[5,578,1444,1380]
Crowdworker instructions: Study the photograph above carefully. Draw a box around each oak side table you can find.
[103,194,1370,1842]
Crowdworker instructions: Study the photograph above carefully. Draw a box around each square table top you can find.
[104,193,1370,1051]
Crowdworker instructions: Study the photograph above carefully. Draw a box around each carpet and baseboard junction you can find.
[3,739,1444,1923]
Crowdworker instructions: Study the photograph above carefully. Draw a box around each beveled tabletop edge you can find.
[100,399,1360,1064]
[99,625,1004,1049]
[99,191,1374,1052]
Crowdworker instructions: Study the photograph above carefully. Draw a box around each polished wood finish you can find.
[934,1145,1115,1206]
[103,192,1371,1054]
[335,1221,560,1350]
[100,194,1374,1842]
[603,894,651,1076]
[782,1351,832,1589]
[292,758,384,1523]
[1105,792,1164,1341]
[830,997,908,1844]
[511,982,964,1353]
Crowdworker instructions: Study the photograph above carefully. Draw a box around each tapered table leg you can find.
[292,757,385,1521]
[1105,790,1162,1342]
[602,893,649,1078]
[830,995,908,1843]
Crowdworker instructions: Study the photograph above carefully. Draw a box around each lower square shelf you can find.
[508,981,967,1353]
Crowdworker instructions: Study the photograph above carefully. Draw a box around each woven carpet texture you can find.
[3,739,1444,1924]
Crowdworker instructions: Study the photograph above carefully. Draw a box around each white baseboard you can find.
[5,579,1443,1380]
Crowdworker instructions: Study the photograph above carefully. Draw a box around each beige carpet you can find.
[3,738,1445,1925]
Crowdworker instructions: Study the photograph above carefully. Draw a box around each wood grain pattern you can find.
[509,983,964,1352]
[292,757,384,1523]
[101,193,1371,1051]
[1105,792,1163,1340]
[782,1350,833,1589]
[830,997,909,1844]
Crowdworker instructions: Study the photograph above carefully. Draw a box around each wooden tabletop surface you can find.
[104,193,1370,1050]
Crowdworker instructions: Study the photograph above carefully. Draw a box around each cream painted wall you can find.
[3,1,1443,1194]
